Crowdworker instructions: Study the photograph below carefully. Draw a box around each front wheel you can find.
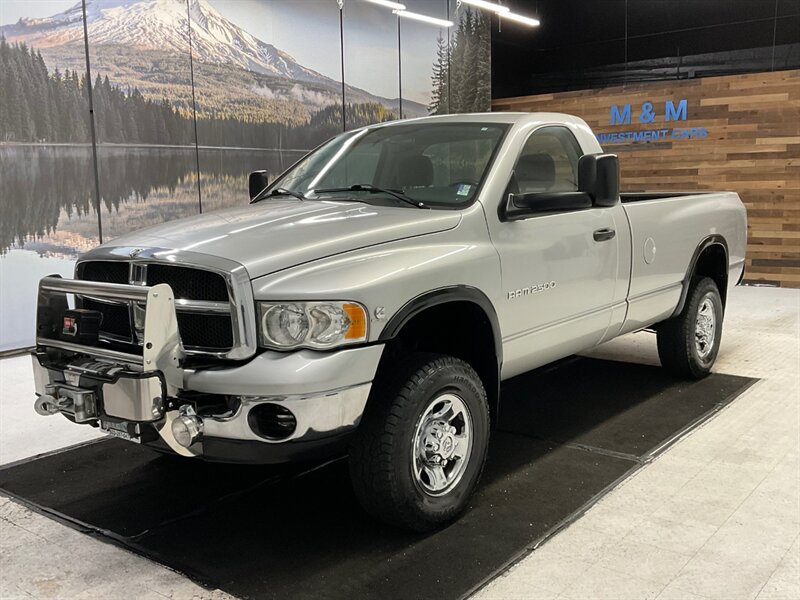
[657,277,723,379]
[348,353,490,531]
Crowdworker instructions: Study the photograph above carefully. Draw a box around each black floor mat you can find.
[0,358,756,600]
[498,358,752,457]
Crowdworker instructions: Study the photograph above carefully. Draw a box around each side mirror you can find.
[504,191,593,220]
[249,170,270,200]
[578,153,619,207]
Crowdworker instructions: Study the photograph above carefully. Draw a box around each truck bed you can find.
[618,190,747,335]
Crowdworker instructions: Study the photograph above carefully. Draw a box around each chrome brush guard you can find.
[33,275,198,456]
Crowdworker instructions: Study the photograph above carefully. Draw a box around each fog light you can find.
[171,414,203,448]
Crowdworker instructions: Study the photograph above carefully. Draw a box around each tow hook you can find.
[34,394,68,416]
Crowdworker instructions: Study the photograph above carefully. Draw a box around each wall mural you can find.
[0,0,490,351]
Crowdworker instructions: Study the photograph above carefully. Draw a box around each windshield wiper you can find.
[313,184,427,209]
[252,187,306,203]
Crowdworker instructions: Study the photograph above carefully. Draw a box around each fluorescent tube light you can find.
[501,11,541,27]
[461,0,509,13]
[364,0,407,10]
[394,10,454,27]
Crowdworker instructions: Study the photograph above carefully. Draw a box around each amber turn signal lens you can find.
[343,302,367,340]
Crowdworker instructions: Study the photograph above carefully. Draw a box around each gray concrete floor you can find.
[1,356,103,466]
[476,286,800,600]
[1,286,798,599]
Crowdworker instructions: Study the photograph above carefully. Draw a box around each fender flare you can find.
[671,234,729,318]
[379,285,503,369]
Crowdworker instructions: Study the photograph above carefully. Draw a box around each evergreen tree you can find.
[448,9,470,113]
[473,10,491,111]
[429,33,450,115]
[460,9,478,111]
[31,49,51,140]
[427,7,490,115]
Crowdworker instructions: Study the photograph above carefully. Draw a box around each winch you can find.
[34,383,97,423]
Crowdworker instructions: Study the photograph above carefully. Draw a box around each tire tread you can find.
[657,277,721,379]
[349,353,488,531]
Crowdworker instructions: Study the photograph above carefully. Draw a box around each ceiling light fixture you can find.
[394,10,454,28]
[364,0,407,10]
[501,11,541,27]
[461,0,509,13]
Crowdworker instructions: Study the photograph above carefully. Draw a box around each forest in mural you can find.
[0,38,396,148]
[0,40,91,143]
[0,39,191,145]
[429,8,491,115]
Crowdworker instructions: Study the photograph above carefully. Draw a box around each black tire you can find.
[657,277,723,379]
[348,352,490,531]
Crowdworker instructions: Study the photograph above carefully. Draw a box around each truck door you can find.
[487,126,624,379]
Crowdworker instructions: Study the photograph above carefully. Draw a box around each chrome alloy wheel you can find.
[412,393,473,497]
[695,296,716,359]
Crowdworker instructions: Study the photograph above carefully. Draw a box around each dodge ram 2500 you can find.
[32,113,746,530]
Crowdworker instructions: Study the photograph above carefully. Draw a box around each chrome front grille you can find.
[75,251,256,360]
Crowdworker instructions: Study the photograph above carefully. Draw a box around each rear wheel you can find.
[657,277,723,379]
[348,353,490,531]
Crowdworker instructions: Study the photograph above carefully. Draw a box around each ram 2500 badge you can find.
[32,113,747,531]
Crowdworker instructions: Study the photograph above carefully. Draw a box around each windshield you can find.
[267,122,509,208]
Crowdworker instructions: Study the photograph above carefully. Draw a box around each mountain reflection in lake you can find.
[0,145,304,256]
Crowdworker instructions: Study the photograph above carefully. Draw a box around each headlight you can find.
[257,301,368,349]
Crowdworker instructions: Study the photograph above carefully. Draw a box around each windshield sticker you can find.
[457,184,472,196]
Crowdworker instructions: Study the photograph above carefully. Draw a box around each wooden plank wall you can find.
[492,70,800,288]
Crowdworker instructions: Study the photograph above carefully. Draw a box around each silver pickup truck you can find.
[32,113,746,530]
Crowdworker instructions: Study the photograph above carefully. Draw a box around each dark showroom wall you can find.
[493,0,800,288]
[0,0,490,352]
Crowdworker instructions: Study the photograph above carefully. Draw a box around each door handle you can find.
[593,228,616,242]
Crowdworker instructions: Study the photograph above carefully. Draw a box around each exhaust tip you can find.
[171,414,203,448]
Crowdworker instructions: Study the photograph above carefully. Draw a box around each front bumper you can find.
[32,275,384,463]
[32,355,377,462]
[191,349,382,445]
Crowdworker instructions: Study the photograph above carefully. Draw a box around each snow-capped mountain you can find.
[0,0,427,119]
[1,0,331,85]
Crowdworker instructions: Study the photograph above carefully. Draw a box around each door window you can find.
[508,126,583,195]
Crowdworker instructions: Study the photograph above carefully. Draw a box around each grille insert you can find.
[177,313,234,349]
[146,264,229,301]
[77,261,128,284]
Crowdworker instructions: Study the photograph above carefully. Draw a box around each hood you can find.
[95,200,461,278]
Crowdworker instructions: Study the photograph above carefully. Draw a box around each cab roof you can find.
[369,112,587,128]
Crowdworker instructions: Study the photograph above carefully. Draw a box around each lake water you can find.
[0,144,305,351]
[0,145,304,255]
